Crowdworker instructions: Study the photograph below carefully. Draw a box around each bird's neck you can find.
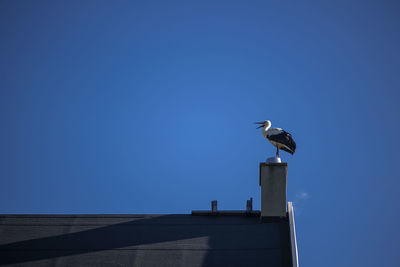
[263,124,271,132]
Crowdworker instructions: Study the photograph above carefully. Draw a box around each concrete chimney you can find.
[259,162,288,219]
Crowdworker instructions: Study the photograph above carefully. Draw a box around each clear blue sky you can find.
[1,1,399,266]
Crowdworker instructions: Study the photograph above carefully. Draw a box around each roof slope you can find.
[0,214,292,267]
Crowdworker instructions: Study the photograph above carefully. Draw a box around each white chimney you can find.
[259,162,288,220]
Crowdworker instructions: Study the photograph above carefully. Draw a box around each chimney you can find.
[259,162,288,220]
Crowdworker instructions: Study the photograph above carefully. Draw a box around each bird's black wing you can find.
[267,131,296,154]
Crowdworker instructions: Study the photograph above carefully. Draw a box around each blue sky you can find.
[1,1,399,266]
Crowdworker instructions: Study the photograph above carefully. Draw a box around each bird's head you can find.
[254,120,271,129]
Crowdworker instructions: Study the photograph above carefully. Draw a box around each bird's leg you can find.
[276,146,279,158]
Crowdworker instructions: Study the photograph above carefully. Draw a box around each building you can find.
[0,163,298,267]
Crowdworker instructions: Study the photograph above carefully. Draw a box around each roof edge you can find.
[288,202,299,267]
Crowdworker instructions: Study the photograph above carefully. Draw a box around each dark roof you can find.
[0,214,293,267]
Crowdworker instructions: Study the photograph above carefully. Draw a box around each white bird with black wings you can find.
[255,120,296,158]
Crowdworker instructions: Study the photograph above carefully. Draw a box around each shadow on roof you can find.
[0,215,289,266]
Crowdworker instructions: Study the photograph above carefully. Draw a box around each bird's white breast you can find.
[262,127,283,139]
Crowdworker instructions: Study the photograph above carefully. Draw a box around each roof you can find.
[0,214,294,267]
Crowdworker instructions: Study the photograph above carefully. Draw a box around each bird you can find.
[255,120,296,158]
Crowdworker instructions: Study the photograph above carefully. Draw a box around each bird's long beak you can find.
[254,122,265,129]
